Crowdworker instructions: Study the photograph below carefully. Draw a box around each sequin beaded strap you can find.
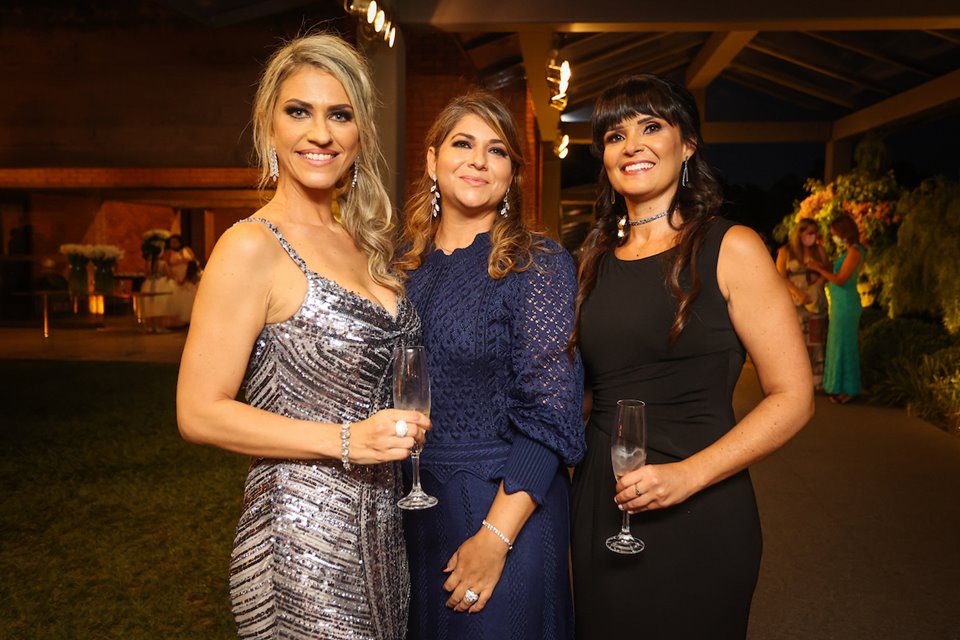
[237,217,311,275]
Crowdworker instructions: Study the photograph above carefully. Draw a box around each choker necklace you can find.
[617,206,675,238]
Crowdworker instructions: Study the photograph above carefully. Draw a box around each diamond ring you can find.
[634,483,642,497]
[464,589,479,605]
[394,420,408,437]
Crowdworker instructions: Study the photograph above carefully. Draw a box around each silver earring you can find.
[269,147,279,182]
[681,158,690,188]
[430,175,441,218]
[499,186,511,218]
[352,161,359,189]
[610,188,616,205]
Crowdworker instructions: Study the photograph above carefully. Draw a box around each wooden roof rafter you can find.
[745,40,892,95]
[568,58,689,110]
[728,61,856,108]
[721,68,843,112]
[568,32,673,74]
[570,37,705,100]
[800,31,935,78]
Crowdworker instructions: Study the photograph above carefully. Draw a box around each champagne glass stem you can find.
[620,510,631,537]
[410,449,425,493]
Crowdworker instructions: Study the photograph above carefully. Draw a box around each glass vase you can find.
[68,259,89,295]
[93,260,116,294]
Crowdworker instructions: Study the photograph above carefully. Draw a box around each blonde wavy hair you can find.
[395,92,543,280]
[252,32,400,291]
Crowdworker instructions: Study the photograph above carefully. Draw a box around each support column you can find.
[539,141,562,241]
[824,138,853,181]
[365,34,407,211]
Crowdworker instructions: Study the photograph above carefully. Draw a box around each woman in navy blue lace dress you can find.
[395,93,585,639]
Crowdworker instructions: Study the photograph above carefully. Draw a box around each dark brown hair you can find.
[573,74,723,344]
[830,214,861,245]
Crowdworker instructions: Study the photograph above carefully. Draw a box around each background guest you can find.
[807,214,864,404]
[776,217,829,389]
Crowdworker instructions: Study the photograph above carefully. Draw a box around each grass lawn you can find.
[0,360,249,638]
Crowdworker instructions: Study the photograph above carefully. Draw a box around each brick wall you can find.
[403,28,540,227]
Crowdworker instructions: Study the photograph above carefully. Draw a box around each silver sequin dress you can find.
[229,218,419,639]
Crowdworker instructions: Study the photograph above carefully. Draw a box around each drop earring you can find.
[681,158,690,188]
[499,186,511,218]
[610,188,616,205]
[352,160,359,189]
[617,216,627,239]
[430,175,441,218]
[269,147,279,182]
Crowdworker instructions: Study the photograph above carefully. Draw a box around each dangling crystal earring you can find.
[269,147,279,182]
[681,158,690,188]
[499,186,511,218]
[352,161,359,189]
[617,216,627,239]
[430,175,441,218]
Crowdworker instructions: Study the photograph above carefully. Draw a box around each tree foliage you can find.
[878,177,960,332]
[774,133,900,307]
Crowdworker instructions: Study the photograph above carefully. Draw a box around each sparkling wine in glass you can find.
[394,345,438,510]
[606,399,647,554]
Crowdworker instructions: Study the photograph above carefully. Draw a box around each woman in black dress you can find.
[570,74,814,639]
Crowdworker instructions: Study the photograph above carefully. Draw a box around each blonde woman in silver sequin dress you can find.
[177,33,429,640]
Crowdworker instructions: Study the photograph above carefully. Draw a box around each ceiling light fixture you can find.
[547,54,572,112]
[554,133,570,159]
[343,1,399,48]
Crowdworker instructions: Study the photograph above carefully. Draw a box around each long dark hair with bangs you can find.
[572,73,723,345]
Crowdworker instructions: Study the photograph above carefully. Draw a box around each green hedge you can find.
[859,318,960,435]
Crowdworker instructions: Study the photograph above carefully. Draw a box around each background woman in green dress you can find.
[807,214,863,404]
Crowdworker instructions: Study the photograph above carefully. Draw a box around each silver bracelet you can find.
[481,519,514,551]
[340,422,352,471]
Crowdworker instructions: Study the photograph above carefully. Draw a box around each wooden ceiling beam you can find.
[571,40,702,98]
[460,32,515,49]
[728,62,856,108]
[923,29,960,45]
[686,31,757,89]
[701,121,832,143]
[399,2,960,32]
[560,119,832,144]
[746,41,891,94]
[0,168,259,189]
[567,59,688,111]
[800,31,935,78]
[721,69,834,111]
[571,33,672,73]
[832,67,960,140]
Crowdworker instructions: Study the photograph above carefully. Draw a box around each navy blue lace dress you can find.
[403,232,585,640]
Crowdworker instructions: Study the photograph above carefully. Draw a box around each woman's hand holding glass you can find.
[615,459,700,513]
[347,409,430,464]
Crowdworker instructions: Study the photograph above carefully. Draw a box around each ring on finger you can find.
[634,483,642,497]
[394,420,408,437]
[463,589,479,605]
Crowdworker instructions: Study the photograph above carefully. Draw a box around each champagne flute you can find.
[394,345,438,510]
[606,399,647,554]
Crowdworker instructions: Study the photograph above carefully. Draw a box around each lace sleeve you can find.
[501,242,585,501]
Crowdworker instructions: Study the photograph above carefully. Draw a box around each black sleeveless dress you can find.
[571,217,762,640]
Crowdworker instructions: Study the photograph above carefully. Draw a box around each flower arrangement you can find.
[141,229,171,261]
[88,244,125,263]
[60,244,124,293]
[60,243,91,265]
